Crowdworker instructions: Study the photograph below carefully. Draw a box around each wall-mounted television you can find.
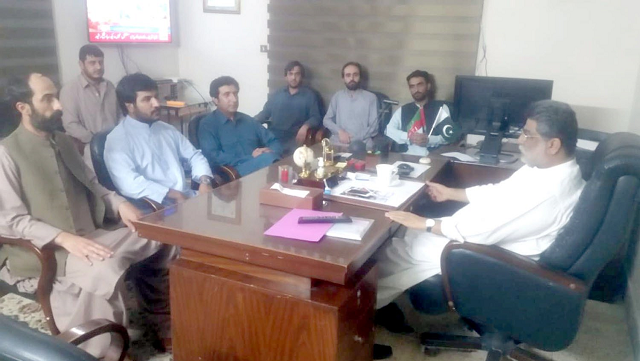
[87,0,173,43]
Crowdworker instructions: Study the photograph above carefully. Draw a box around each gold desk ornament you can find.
[321,138,334,166]
[312,139,339,179]
[315,157,326,179]
[292,145,315,178]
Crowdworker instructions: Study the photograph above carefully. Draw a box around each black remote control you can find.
[298,215,353,224]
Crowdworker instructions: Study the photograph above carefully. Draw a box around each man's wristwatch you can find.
[425,218,436,233]
[199,176,213,186]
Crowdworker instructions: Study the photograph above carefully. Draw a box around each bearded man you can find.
[0,73,174,358]
[322,61,379,150]
[385,70,449,156]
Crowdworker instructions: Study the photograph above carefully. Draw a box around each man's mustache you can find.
[49,109,63,121]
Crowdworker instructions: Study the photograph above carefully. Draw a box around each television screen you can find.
[87,0,172,43]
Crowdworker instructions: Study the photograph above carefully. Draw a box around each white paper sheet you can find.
[441,151,478,162]
[329,176,424,208]
[271,183,309,198]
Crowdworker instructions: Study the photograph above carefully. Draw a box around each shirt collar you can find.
[415,100,428,109]
[15,123,51,146]
[79,74,105,89]
[124,115,155,130]
[282,86,305,96]
[344,88,365,99]
[214,109,239,124]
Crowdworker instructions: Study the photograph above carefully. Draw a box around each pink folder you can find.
[264,209,342,242]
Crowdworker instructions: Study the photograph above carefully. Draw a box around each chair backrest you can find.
[371,91,393,135]
[540,132,640,288]
[575,128,611,180]
[0,315,98,361]
[188,113,208,149]
[90,130,117,191]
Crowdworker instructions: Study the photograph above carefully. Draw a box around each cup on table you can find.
[278,165,298,184]
[376,164,399,187]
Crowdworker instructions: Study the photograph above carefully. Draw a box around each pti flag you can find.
[406,107,426,138]
[429,104,461,143]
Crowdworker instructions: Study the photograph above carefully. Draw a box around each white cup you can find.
[376,164,398,187]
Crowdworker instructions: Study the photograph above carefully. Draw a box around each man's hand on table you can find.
[166,189,188,203]
[118,201,143,232]
[198,182,214,194]
[426,181,468,203]
[385,211,426,230]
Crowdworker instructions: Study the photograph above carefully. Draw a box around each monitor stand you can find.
[478,133,502,165]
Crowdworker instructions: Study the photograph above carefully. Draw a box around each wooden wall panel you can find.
[267,0,484,105]
[0,1,59,81]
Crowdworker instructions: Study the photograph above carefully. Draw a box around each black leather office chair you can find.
[0,315,129,361]
[576,128,610,181]
[90,131,163,212]
[409,132,640,361]
[188,113,240,183]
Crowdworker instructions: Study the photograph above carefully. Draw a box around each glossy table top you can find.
[134,150,449,285]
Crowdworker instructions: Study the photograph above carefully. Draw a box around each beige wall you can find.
[478,0,640,134]
[177,0,269,116]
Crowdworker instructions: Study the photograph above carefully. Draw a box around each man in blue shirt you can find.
[199,76,283,177]
[254,61,322,154]
[105,73,215,209]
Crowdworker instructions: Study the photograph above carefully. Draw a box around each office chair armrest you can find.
[58,318,130,361]
[313,127,330,145]
[303,126,328,146]
[441,242,587,307]
[0,236,60,335]
[191,174,227,191]
[214,165,240,182]
[440,242,587,351]
[140,197,164,212]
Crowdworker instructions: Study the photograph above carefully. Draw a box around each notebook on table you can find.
[264,208,342,242]
[326,217,374,242]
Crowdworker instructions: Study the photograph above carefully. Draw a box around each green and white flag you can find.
[428,105,461,143]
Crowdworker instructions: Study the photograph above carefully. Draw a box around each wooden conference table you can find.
[134,145,519,361]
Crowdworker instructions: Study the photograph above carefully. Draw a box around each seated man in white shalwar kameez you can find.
[377,100,586,333]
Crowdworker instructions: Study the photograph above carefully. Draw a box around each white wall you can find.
[177,0,269,116]
[52,0,179,88]
[629,63,640,134]
[478,0,640,134]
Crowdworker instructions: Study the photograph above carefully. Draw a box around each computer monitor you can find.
[453,75,553,164]
[453,75,553,136]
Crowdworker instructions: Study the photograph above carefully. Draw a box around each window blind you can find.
[0,0,59,82]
